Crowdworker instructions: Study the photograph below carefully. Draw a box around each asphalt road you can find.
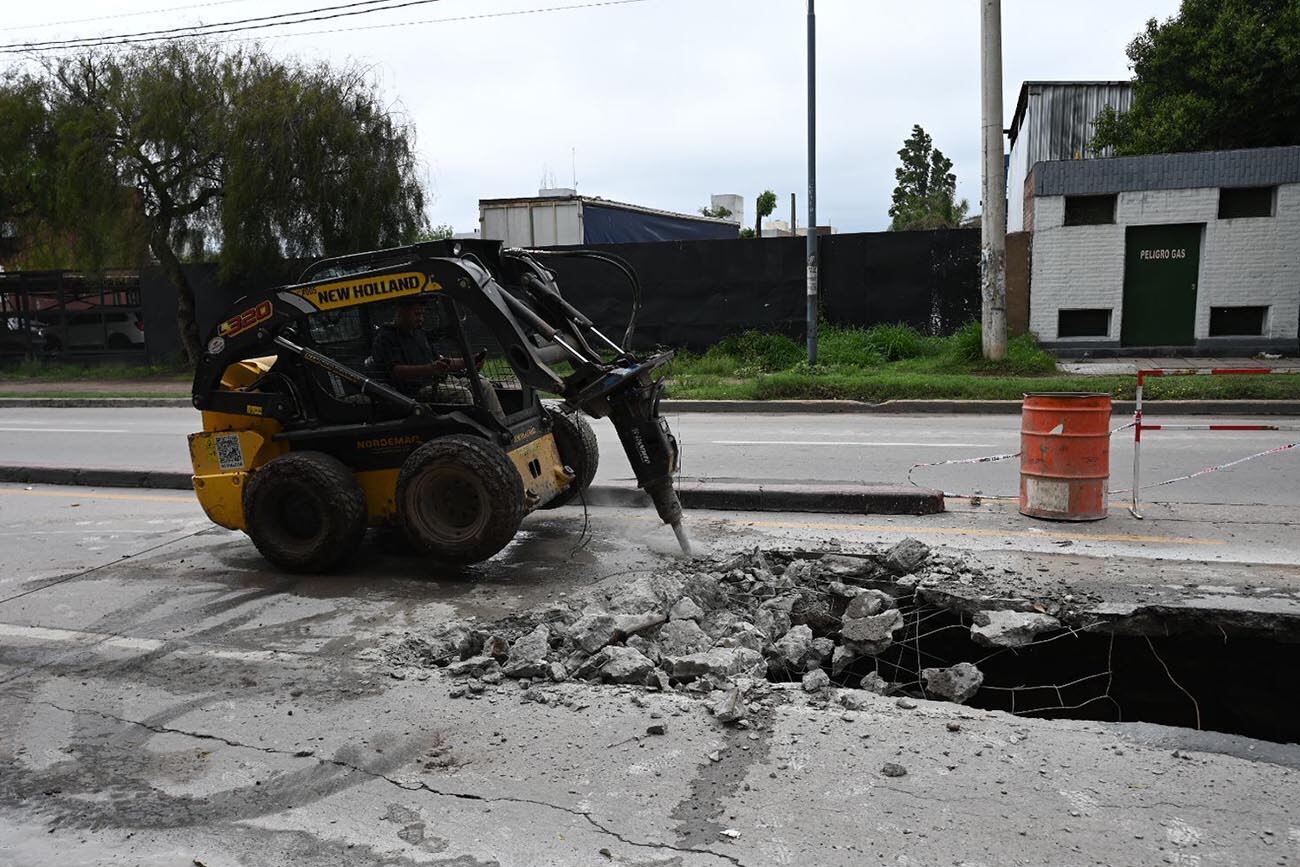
[1,406,1299,507]
[1,484,1298,865]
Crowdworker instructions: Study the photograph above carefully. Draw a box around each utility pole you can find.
[980,0,1007,361]
[790,192,797,236]
[806,0,819,365]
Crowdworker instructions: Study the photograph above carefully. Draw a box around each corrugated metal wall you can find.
[1008,82,1133,231]
[1024,82,1133,164]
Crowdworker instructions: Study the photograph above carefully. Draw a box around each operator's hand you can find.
[431,357,452,375]
[474,350,487,371]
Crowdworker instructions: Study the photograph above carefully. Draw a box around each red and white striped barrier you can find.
[1131,367,1300,518]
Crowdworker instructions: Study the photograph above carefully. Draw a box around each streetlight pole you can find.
[806,0,818,365]
[980,0,1007,360]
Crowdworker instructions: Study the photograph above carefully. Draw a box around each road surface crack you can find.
[40,701,748,866]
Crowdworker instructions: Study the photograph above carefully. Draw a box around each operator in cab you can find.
[371,297,503,415]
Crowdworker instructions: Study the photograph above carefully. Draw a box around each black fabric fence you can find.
[138,228,980,360]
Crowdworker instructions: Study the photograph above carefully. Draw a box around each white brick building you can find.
[1025,147,1300,354]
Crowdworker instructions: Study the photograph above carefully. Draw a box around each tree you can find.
[414,224,456,242]
[755,189,777,238]
[2,42,425,361]
[699,204,733,219]
[1092,0,1300,155]
[739,227,756,239]
[888,125,969,231]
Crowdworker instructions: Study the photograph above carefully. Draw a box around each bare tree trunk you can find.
[149,226,201,364]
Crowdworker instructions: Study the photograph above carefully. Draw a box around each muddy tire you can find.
[541,408,599,509]
[243,451,368,573]
[396,435,525,564]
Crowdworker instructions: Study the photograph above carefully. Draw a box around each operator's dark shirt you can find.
[371,324,436,397]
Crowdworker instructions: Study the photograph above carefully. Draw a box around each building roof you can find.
[1008,80,1132,148]
[1031,146,1300,196]
[477,193,737,226]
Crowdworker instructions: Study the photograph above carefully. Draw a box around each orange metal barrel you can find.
[1019,393,1112,521]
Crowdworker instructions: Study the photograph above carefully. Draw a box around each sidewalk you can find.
[1059,356,1300,375]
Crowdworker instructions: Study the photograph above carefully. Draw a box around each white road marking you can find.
[0,621,304,664]
[0,427,129,433]
[712,440,996,448]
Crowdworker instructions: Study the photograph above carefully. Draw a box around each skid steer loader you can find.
[187,239,688,572]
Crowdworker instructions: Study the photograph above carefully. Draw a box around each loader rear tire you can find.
[243,451,368,573]
[541,408,599,510]
[396,435,524,564]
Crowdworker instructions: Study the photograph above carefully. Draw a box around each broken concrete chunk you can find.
[669,596,706,622]
[801,668,830,692]
[860,672,892,694]
[790,588,839,633]
[839,691,872,711]
[710,686,746,724]
[599,646,656,684]
[809,637,835,665]
[714,621,766,653]
[841,608,904,654]
[482,634,512,660]
[700,609,740,640]
[880,762,908,778]
[885,538,931,574]
[817,554,876,579]
[844,589,895,619]
[771,625,814,670]
[612,611,667,637]
[501,625,551,679]
[446,655,500,678]
[663,647,765,681]
[566,613,620,654]
[625,634,661,664]
[658,619,712,657]
[970,610,1061,648]
[604,573,686,617]
[922,662,984,704]
[548,662,568,683]
[831,645,856,676]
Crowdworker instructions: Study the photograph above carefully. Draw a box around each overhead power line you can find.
[9,0,260,32]
[5,0,430,52]
[2,0,651,54]
[242,0,651,44]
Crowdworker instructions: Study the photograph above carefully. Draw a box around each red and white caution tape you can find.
[908,424,1294,502]
[1109,441,1299,495]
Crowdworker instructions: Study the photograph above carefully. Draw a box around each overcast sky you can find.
[6,0,1182,234]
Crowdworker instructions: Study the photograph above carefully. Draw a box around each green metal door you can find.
[1121,224,1202,346]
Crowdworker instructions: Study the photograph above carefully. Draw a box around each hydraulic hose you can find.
[514,248,642,350]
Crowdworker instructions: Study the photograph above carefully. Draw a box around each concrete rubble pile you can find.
[385,539,1073,723]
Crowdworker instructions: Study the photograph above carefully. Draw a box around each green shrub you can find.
[861,323,937,361]
[711,330,803,371]
[817,326,886,367]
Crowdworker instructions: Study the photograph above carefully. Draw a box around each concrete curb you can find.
[0,465,192,490]
[0,465,946,516]
[0,397,192,408]
[4,396,1299,415]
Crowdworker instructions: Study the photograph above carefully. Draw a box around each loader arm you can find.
[192,240,689,549]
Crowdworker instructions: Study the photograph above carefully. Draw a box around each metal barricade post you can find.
[1130,367,1300,518]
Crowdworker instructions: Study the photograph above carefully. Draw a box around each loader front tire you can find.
[541,408,599,510]
[243,451,368,573]
[396,435,525,564]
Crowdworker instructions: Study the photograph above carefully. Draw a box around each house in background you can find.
[479,189,741,246]
[1024,146,1300,355]
[1007,81,1133,232]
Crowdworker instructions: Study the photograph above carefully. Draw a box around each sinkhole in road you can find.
[820,604,1300,745]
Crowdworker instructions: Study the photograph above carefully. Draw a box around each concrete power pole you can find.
[980,0,1007,361]
[806,0,819,365]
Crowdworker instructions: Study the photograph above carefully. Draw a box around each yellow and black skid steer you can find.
[188,239,687,572]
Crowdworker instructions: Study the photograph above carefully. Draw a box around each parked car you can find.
[42,310,145,350]
[0,317,48,359]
